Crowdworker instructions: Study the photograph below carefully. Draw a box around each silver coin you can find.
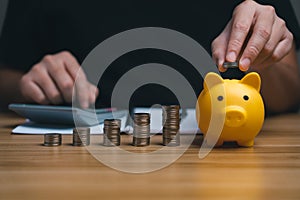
[223,61,239,68]
[103,135,120,146]
[132,137,150,147]
[103,118,121,146]
[73,128,90,146]
[163,135,180,146]
[104,119,121,128]
[44,133,62,146]
[162,105,181,146]
[132,113,151,146]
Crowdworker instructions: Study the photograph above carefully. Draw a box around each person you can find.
[0,0,299,115]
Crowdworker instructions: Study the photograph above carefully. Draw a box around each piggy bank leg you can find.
[237,140,254,147]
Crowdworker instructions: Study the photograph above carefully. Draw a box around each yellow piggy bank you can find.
[196,72,265,147]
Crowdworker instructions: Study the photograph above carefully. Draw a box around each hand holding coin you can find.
[211,0,293,72]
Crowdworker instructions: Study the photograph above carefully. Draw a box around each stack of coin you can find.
[162,105,180,146]
[103,119,121,146]
[73,127,90,146]
[44,133,62,146]
[132,113,150,147]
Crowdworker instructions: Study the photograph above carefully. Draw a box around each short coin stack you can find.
[103,119,121,146]
[162,105,180,146]
[132,113,150,147]
[44,133,62,146]
[73,127,90,146]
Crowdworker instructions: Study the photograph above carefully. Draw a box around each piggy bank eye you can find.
[217,95,223,101]
[243,95,249,101]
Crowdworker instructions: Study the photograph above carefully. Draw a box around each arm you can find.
[0,68,24,110]
[211,0,300,114]
[0,51,99,111]
[255,43,300,114]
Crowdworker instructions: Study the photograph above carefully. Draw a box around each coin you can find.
[132,113,150,146]
[103,119,121,146]
[104,119,121,127]
[73,127,90,146]
[162,105,180,146]
[223,61,239,68]
[132,137,150,147]
[44,133,62,146]
[163,135,180,147]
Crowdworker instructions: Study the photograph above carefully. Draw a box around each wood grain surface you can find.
[0,113,300,200]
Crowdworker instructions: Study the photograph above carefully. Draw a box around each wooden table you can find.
[1,113,300,200]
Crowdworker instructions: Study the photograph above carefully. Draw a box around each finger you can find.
[257,30,293,68]
[88,84,99,105]
[21,78,49,105]
[44,54,75,103]
[211,20,232,72]
[239,6,275,71]
[55,51,98,108]
[68,65,90,108]
[271,31,293,61]
[55,51,90,108]
[250,18,284,67]
[226,1,256,62]
[56,51,84,80]
[33,65,64,104]
[75,69,90,108]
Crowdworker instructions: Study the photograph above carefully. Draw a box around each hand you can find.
[20,51,99,108]
[211,0,294,72]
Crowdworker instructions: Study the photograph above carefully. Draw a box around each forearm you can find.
[0,68,24,110]
[254,47,300,114]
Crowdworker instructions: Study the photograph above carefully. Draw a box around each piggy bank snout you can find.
[225,106,247,127]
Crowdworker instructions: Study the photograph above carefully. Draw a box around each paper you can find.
[12,115,128,134]
[12,108,200,134]
[131,108,200,134]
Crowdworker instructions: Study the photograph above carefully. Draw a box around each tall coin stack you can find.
[73,127,90,146]
[103,119,121,146]
[132,113,150,147]
[162,105,180,146]
[44,133,62,146]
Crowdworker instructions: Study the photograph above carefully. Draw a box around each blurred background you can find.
[0,0,299,74]
[0,0,299,111]
[290,0,300,64]
[0,0,8,38]
[0,0,299,60]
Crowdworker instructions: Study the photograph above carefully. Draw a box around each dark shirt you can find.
[0,0,299,108]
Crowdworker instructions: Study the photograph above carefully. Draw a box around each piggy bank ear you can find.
[240,72,261,91]
[203,72,224,91]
